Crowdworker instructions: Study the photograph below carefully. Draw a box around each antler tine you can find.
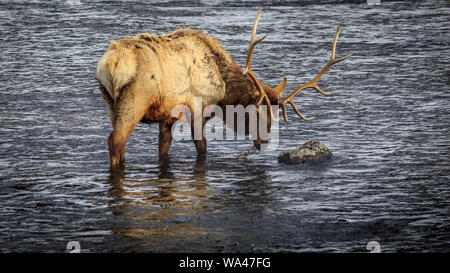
[280,24,351,123]
[243,5,267,75]
[243,5,278,121]
[331,25,352,63]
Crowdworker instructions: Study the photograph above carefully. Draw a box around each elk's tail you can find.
[96,41,137,102]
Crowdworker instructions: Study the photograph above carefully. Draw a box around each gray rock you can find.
[278,140,332,165]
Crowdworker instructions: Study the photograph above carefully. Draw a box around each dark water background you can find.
[0,0,449,252]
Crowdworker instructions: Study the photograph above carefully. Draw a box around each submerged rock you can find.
[278,140,332,165]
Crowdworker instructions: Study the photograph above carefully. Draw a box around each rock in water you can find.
[278,140,332,165]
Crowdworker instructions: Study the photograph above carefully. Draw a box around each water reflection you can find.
[107,156,214,251]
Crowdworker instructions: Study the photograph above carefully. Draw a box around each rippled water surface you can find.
[0,0,449,252]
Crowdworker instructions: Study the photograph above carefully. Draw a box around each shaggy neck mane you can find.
[164,28,258,107]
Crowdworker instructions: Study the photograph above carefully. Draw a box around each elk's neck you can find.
[218,63,259,108]
[193,32,258,108]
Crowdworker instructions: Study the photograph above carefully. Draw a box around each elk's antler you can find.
[243,5,278,121]
[280,25,352,122]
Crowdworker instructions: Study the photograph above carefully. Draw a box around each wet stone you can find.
[278,140,332,165]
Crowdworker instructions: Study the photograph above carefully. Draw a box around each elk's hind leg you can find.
[99,83,124,167]
[99,83,115,127]
[108,90,147,169]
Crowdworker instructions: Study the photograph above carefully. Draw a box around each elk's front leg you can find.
[159,122,173,156]
[191,116,207,155]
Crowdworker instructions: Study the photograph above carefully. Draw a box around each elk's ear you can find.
[274,77,287,98]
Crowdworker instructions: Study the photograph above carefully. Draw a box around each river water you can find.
[0,0,449,252]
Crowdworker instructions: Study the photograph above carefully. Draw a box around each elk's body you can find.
[97,6,350,168]
[97,28,283,167]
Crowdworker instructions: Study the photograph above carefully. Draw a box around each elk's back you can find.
[96,29,227,123]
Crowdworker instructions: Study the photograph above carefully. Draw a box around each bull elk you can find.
[96,6,351,168]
